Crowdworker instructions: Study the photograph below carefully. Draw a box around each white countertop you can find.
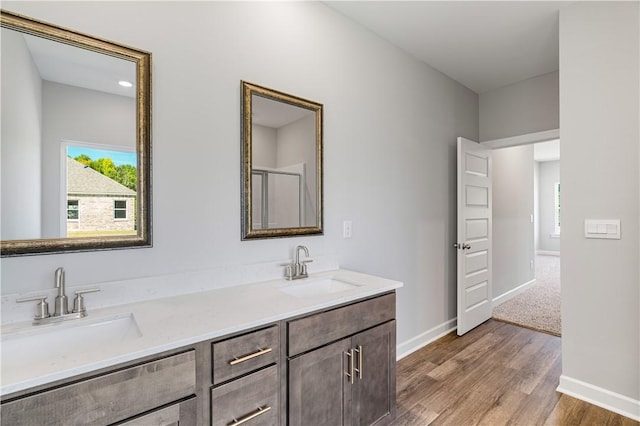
[1,269,402,397]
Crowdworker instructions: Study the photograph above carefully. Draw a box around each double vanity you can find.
[1,8,401,426]
[1,269,402,425]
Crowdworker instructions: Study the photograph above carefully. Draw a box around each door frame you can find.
[479,129,559,150]
[455,129,560,335]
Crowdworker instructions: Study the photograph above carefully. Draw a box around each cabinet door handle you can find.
[229,347,272,366]
[344,349,355,384]
[354,345,363,380]
[229,405,271,426]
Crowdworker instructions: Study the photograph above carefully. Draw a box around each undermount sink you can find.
[1,313,142,369]
[279,277,362,298]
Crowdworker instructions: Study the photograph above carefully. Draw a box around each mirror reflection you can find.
[241,82,323,239]
[0,10,152,256]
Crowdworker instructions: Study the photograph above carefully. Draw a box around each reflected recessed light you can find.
[118,80,133,88]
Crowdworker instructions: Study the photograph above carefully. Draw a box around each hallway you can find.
[493,255,561,336]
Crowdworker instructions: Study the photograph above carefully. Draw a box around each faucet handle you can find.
[300,259,313,276]
[17,295,50,319]
[72,288,100,315]
[280,263,294,280]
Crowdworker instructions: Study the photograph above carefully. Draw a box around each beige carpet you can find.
[492,255,561,337]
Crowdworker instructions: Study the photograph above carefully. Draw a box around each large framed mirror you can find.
[241,81,323,239]
[1,10,152,256]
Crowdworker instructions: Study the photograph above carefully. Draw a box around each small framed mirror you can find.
[1,10,152,256]
[241,81,323,239]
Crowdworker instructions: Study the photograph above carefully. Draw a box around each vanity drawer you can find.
[118,396,197,426]
[212,325,279,384]
[288,292,395,356]
[1,350,196,426]
[211,365,279,426]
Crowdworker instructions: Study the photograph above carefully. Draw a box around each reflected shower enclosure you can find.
[241,81,323,239]
[252,168,305,229]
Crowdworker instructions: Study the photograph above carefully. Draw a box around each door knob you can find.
[462,243,471,250]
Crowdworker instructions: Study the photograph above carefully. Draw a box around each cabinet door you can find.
[351,321,396,426]
[288,338,352,426]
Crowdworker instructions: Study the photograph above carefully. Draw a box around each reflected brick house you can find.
[66,158,136,233]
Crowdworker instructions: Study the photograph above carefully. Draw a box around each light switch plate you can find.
[343,220,352,239]
[584,219,621,239]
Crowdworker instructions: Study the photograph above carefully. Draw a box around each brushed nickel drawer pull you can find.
[345,349,355,384]
[354,345,363,380]
[229,405,272,426]
[229,347,273,366]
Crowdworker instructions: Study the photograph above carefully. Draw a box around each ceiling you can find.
[11,2,568,99]
[325,1,571,94]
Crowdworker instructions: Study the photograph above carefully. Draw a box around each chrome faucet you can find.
[16,267,100,325]
[282,245,313,280]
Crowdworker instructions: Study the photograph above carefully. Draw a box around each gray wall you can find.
[479,71,559,141]
[0,2,478,353]
[537,160,560,252]
[1,29,42,240]
[492,145,535,298]
[560,0,639,404]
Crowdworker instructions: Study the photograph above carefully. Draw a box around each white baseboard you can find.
[558,375,640,421]
[537,250,560,256]
[492,279,536,307]
[396,318,457,360]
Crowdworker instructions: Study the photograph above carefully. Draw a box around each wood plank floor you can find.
[392,319,639,426]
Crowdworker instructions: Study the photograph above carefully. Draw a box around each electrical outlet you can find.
[530,260,534,270]
[343,220,352,239]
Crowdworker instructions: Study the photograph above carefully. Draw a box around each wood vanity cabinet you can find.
[287,293,397,426]
[1,291,396,426]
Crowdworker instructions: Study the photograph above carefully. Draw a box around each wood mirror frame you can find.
[1,10,152,256]
[241,81,323,240]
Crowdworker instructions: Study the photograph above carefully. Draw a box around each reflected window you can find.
[67,200,79,220]
[65,143,137,237]
[114,200,127,219]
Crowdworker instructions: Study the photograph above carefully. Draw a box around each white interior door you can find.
[456,137,492,336]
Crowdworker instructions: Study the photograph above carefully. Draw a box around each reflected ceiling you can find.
[22,32,136,97]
